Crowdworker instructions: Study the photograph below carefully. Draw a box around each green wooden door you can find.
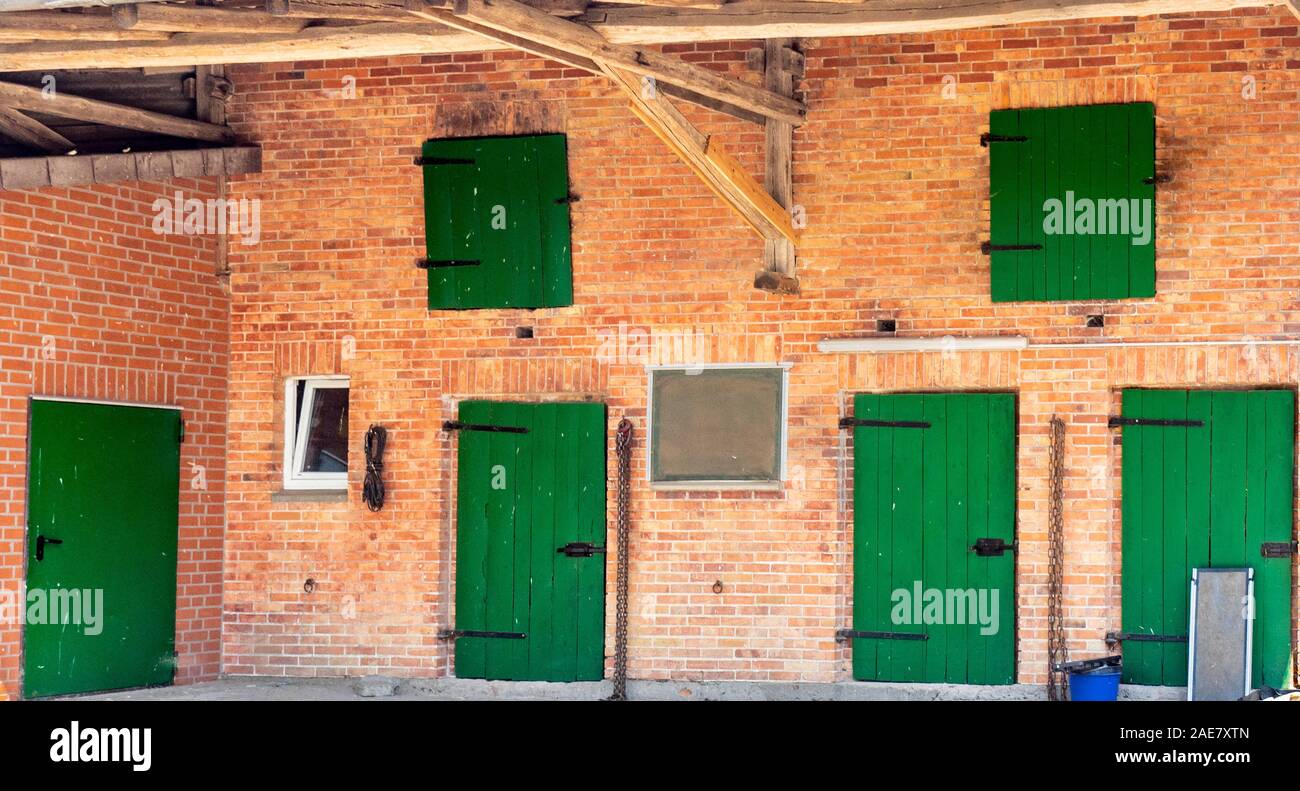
[1120,389,1294,689]
[24,399,181,698]
[851,393,1017,684]
[453,401,606,681]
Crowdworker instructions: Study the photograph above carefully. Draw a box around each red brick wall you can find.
[222,7,1300,684]
[0,179,228,699]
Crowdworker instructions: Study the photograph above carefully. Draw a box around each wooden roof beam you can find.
[112,3,309,34]
[441,0,806,125]
[0,106,75,153]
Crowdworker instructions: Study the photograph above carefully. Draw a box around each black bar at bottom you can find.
[1105,631,1187,646]
[417,258,481,269]
[442,420,529,434]
[1108,416,1204,429]
[836,629,929,642]
[438,630,527,641]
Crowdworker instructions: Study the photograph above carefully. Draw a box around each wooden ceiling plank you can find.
[0,10,174,40]
[112,3,310,34]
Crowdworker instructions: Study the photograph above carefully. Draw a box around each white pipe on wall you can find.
[818,336,1300,354]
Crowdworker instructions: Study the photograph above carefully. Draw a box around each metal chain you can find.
[1047,416,1067,701]
[610,418,633,701]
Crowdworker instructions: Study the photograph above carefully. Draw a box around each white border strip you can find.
[30,395,181,411]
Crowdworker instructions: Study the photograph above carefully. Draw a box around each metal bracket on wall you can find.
[437,629,527,641]
[838,417,931,429]
[557,542,607,558]
[1105,631,1188,647]
[980,133,1028,147]
[414,156,475,166]
[836,629,929,642]
[441,420,529,435]
[416,258,481,269]
[1107,416,1204,429]
[981,241,1043,254]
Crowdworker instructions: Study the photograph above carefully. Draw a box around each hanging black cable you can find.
[363,424,387,512]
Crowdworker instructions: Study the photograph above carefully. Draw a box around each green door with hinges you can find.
[1119,389,1294,689]
[452,401,606,681]
[24,398,181,698]
[850,393,1017,684]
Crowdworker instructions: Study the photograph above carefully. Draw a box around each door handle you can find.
[35,535,62,561]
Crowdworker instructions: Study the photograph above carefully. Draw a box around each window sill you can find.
[272,489,348,504]
[651,481,783,492]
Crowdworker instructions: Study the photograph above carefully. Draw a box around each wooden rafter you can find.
[113,3,309,34]
[0,106,75,153]
[603,64,797,244]
[0,80,235,143]
[440,0,805,125]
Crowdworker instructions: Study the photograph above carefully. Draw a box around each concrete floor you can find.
[71,676,1187,701]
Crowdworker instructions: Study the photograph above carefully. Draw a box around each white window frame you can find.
[646,362,791,490]
[283,375,349,491]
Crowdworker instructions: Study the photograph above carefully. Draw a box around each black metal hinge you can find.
[1142,173,1172,186]
[1105,631,1188,647]
[839,417,931,429]
[178,418,185,444]
[971,537,1015,557]
[1261,541,1298,558]
[438,629,527,641]
[558,542,606,558]
[981,241,1043,254]
[836,629,928,642]
[416,258,480,269]
[414,156,475,166]
[1107,416,1204,429]
[980,133,1028,147]
[442,420,529,435]
[554,193,581,205]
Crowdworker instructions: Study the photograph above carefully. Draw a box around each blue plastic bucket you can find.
[1069,666,1121,701]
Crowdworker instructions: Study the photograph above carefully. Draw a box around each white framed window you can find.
[283,375,350,490]
[647,363,790,490]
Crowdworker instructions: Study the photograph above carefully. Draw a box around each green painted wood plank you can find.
[1138,391,1166,683]
[1026,109,1047,300]
[988,109,1019,302]
[1210,392,1248,568]
[573,402,608,681]
[454,400,492,678]
[483,402,519,679]
[537,134,574,307]
[1258,390,1294,689]
[507,402,535,678]
[985,394,1016,684]
[873,395,897,678]
[851,393,881,681]
[1015,111,1035,303]
[944,394,970,684]
[1043,108,1061,301]
[921,394,948,682]
[1119,389,1145,684]
[549,404,581,678]
[965,395,991,684]
[1128,102,1157,297]
[1103,104,1126,298]
[527,403,558,680]
[1157,390,1189,686]
[891,394,925,681]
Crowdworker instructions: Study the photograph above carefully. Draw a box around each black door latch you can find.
[971,538,1015,557]
[35,535,62,561]
[557,542,607,558]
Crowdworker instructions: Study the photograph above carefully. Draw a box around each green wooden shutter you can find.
[1120,389,1294,689]
[989,102,1155,302]
[851,392,1017,684]
[454,401,605,681]
[422,134,573,310]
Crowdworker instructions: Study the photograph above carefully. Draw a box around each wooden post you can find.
[755,38,799,295]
